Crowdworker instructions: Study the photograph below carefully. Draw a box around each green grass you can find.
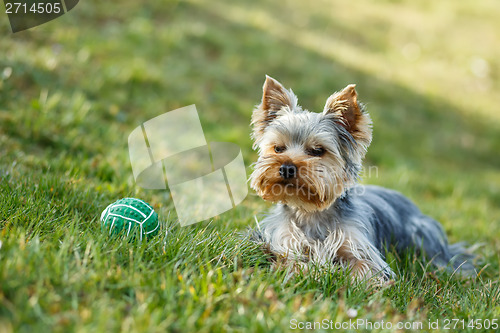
[1,0,500,332]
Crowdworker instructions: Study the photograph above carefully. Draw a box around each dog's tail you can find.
[446,242,477,276]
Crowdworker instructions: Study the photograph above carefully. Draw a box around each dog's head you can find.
[249,76,372,212]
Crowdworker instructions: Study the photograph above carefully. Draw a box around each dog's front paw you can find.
[348,260,394,286]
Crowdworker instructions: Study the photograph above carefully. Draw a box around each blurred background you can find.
[1,0,499,242]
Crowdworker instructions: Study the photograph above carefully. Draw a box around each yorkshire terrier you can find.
[250,76,475,282]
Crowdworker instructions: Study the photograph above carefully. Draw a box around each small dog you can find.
[250,76,474,281]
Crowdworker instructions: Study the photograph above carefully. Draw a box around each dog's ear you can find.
[323,84,372,145]
[251,75,298,145]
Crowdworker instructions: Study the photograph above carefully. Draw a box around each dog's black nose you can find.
[279,163,297,180]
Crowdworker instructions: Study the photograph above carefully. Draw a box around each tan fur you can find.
[336,243,373,280]
[251,76,298,147]
[323,84,372,147]
[250,77,369,210]
[250,146,349,212]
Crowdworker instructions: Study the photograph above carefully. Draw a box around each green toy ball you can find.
[100,198,159,240]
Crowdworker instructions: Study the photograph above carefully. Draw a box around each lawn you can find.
[1,0,500,332]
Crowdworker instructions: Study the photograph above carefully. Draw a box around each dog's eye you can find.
[307,147,325,157]
[274,145,286,153]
